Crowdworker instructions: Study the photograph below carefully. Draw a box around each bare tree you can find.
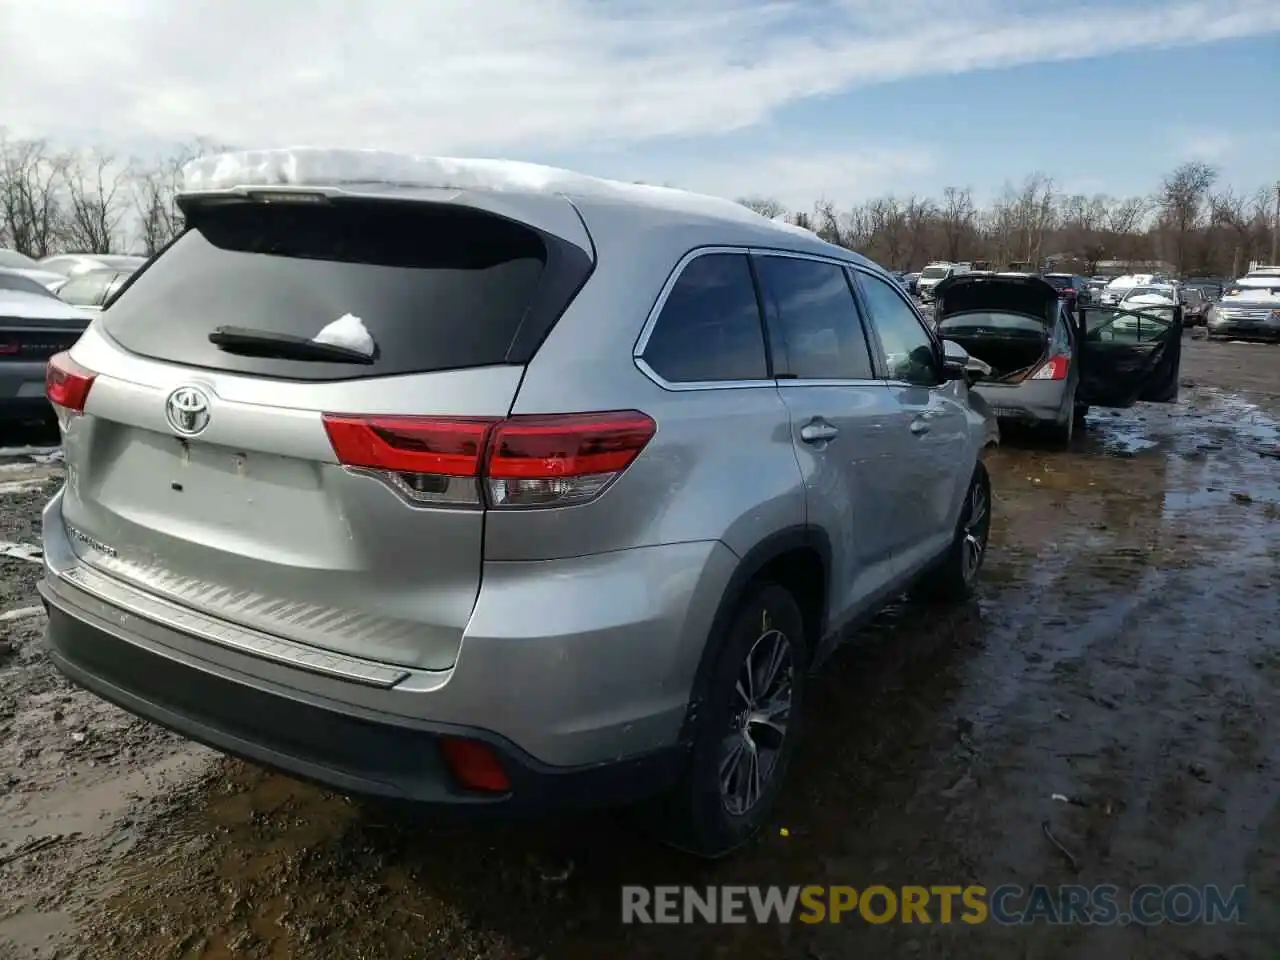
[0,134,68,257]
[1155,161,1217,274]
[938,187,975,261]
[63,151,128,253]
[737,196,786,219]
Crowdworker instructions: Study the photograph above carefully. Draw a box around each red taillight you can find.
[46,352,96,412]
[322,415,495,476]
[1029,355,1069,381]
[439,736,510,793]
[321,410,656,509]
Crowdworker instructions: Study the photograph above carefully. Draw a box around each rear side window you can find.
[753,255,874,380]
[641,253,768,383]
[101,199,592,381]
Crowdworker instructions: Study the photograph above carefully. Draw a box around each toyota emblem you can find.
[165,385,211,436]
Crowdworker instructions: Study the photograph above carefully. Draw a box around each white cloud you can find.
[3,0,1278,159]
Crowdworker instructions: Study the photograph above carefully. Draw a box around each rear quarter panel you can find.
[492,213,807,562]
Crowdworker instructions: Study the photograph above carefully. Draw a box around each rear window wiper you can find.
[208,325,376,364]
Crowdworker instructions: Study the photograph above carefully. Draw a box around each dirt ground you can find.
[2,335,1279,959]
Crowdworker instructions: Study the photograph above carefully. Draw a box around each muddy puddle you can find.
[2,339,1279,959]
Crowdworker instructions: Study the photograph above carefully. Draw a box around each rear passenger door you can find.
[752,253,902,627]
[852,269,973,574]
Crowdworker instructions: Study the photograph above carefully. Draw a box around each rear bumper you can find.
[0,360,53,418]
[39,489,735,808]
[40,587,685,811]
[971,379,1069,424]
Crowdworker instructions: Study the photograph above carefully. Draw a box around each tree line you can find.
[0,133,229,260]
[2,131,1276,280]
[743,164,1279,278]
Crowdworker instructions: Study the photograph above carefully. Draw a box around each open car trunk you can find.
[933,274,1059,384]
[936,328,1048,383]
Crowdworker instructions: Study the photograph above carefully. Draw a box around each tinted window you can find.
[101,200,591,381]
[857,272,940,385]
[1044,275,1070,288]
[642,253,767,383]
[57,272,111,306]
[754,256,873,379]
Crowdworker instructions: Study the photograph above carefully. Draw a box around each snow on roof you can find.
[180,147,819,239]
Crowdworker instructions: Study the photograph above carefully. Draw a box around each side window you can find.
[856,272,941,385]
[753,255,874,379]
[641,253,768,383]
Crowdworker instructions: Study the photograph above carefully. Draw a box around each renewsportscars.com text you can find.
[621,884,1246,925]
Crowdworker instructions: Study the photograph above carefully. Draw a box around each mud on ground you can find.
[1,337,1279,959]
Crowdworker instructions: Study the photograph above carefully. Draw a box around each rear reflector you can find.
[1029,355,1069,381]
[46,352,97,412]
[322,410,656,509]
[439,736,510,793]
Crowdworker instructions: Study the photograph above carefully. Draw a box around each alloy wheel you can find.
[962,479,989,582]
[719,627,794,817]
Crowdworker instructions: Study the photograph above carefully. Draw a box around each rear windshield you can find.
[920,266,949,279]
[101,199,589,381]
[1043,275,1071,288]
[937,311,1047,337]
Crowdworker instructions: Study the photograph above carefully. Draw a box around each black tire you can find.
[1073,403,1090,424]
[652,582,807,858]
[913,461,992,604]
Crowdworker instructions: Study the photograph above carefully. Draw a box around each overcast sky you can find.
[2,0,1278,208]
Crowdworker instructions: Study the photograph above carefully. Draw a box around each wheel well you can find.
[752,547,826,651]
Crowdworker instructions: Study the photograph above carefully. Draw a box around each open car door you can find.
[1075,303,1182,407]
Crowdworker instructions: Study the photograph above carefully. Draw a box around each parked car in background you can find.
[917,262,960,301]
[1180,286,1210,325]
[39,253,147,279]
[1042,273,1091,310]
[0,276,92,421]
[1207,271,1280,341]
[1120,284,1179,309]
[0,249,67,291]
[1099,274,1157,305]
[903,272,920,297]
[40,147,999,858]
[1182,277,1225,302]
[55,267,136,311]
[0,268,62,298]
[933,273,1183,445]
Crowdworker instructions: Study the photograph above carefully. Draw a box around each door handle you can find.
[910,418,931,436]
[800,420,839,443]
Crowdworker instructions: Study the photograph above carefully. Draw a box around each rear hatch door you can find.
[57,191,593,671]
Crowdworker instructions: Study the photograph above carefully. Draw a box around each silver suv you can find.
[40,150,995,856]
